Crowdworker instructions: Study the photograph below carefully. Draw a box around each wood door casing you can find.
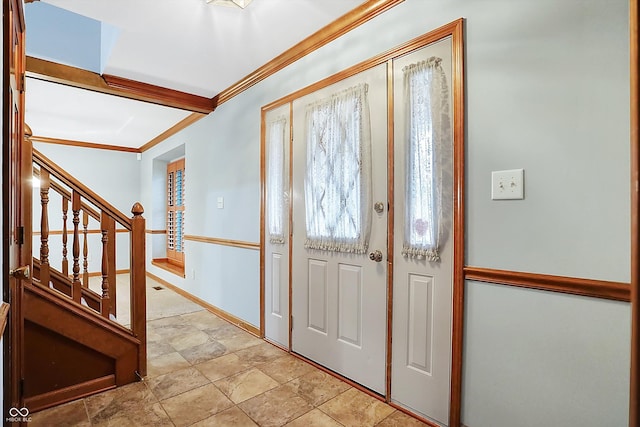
[4,0,28,413]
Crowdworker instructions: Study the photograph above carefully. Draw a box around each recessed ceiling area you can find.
[24,0,365,149]
[25,77,193,148]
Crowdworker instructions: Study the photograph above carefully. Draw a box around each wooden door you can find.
[4,0,29,413]
[391,37,455,425]
[291,64,388,394]
[263,104,291,348]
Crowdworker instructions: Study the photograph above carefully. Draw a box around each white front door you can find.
[263,104,291,348]
[391,37,455,426]
[291,64,388,394]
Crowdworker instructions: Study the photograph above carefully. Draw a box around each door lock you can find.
[368,250,383,263]
[10,265,30,280]
[374,202,385,214]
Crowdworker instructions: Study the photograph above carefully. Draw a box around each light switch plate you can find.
[491,169,524,200]
[217,196,224,209]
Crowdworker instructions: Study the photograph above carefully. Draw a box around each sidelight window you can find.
[402,57,451,261]
[266,117,287,244]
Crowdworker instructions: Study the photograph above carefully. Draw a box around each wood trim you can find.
[262,19,464,113]
[184,234,260,250]
[449,19,466,427]
[630,0,639,425]
[463,267,631,302]
[146,272,260,336]
[102,74,215,113]
[30,135,141,153]
[25,280,137,341]
[151,258,185,278]
[146,229,167,235]
[385,58,395,402]
[26,56,215,113]
[139,113,205,153]
[23,374,116,413]
[0,302,9,338]
[259,109,266,338]
[288,103,294,350]
[214,0,405,106]
[388,402,440,427]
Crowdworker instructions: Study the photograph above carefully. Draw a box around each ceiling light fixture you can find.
[206,0,253,8]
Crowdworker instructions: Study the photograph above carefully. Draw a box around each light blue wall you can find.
[463,281,630,427]
[33,143,141,216]
[104,0,635,425]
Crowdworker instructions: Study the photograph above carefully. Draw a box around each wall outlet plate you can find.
[491,169,524,200]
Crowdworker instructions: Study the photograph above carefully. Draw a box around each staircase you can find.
[19,148,147,412]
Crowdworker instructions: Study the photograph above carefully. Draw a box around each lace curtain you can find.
[304,83,372,254]
[266,117,287,244]
[402,57,451,261]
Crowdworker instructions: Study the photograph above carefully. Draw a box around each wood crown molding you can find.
[26,56,215,114]
[464,266,630,302]
[30,135,141,153]
[139,113,205,153]
[213,0,405,106]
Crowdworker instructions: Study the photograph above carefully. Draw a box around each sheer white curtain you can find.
[266,117,287,244]
[402,57,451,261]
[304,83,372,254]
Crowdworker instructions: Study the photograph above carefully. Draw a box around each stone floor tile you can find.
[160,383,234,427]
[214,368,279,404]
[238,385,314,427]
[29,399,90,427]
[318,388,395,427]
[147,367,211,401]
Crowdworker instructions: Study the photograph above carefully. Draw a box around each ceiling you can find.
[24,0,366,150]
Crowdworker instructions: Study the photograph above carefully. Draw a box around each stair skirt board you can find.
[21,282,142,408]
[24,320,115,396]
[24,375,116,413]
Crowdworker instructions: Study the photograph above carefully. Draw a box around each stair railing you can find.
[32,149,147,375]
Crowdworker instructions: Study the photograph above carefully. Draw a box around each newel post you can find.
[130,202,147,377]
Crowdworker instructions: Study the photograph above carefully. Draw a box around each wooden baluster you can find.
[130,203,147,376]
[107,217,116,317]
[61,196,69,276]
[39,169,51,287]
[100,212,111,318]
[71,191,82,303]
[82,211,89,287]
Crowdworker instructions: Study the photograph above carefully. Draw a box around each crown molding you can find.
[213,0,405,106]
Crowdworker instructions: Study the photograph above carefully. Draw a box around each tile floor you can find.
[29,279,429,427]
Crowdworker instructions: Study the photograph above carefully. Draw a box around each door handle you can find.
[10,265,30,280]
[368,250,383,263]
